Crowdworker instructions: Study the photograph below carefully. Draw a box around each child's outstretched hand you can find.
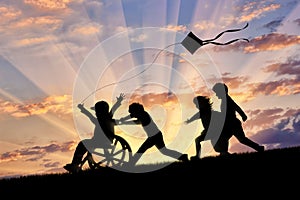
[78,103,84,110]
[184,118,190,124]
[116,93,125,103]
[117,117,126,125]
[242,115,247,122]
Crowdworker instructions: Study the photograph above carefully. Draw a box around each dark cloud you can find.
[246,107,285,130]
[247,78,300,96]
[44,161,61,168]
[25,153,45,162]
[249,80,285,95]
[263,57,300,77]
[230,109,300,152]
[0,141,77,163]
[252,111,300,148]
[42,143,62,153]
[263,19,283,32]
[293,18,300,26]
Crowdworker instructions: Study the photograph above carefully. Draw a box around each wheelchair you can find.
[79,135,132,170]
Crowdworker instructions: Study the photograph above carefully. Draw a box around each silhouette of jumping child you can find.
[212,82,264,153]
[185,95,230,160]
[64,93,125,173]
[119,102,188,166]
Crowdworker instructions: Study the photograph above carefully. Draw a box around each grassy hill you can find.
[1,146,299,196]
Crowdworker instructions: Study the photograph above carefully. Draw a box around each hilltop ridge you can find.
[1,146,299,196]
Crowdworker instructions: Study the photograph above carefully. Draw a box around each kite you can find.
[181,23,249,54]
[80,23,249,103]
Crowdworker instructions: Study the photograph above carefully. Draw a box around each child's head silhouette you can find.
[212,82,228,93]
[129,103,144,117]
[193,96,212,109]
[93,101,109,113]
[212,83,228,99]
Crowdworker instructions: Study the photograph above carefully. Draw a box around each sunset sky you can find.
[0,0,299,178]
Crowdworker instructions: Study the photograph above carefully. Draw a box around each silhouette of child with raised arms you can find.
[64,93,125,173]
[119,102,188,166]
[185,96,230,160]
[212,82,264,153]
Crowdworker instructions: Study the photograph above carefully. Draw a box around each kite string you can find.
[80,42,181,104]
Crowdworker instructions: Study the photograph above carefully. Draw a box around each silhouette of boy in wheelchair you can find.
[64,93,132,173]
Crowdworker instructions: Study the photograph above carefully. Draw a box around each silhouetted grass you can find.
[1,146,299,196]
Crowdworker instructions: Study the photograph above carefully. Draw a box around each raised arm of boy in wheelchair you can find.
[77,103,97,124]
[110,93,125,116]
[77,93,125,123]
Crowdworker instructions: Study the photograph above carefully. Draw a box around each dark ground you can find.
[1,146,299,197]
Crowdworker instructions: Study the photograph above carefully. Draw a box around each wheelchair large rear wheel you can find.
[89,135,132,169]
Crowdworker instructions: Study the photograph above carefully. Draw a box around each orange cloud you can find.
[219,74,249,90]
[0,94,73,118]
[13,36,54,47]
[127,92,180,109]
[193,21,216,31]
[238,3,280,22]
[165,25,187,32]
[245,33,300,53]
[24,0,73,10]
[13,16,62,30]
[0,6,22,23]
[69,23,102,35]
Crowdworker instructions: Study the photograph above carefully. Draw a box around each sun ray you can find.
[0,93,77,138]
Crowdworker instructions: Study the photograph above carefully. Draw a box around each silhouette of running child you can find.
[185,96,230,160]
[64,93,125,173]
[119,102,188,166]
[212,82,264,153]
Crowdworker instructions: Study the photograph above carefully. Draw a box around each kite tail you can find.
[80,42,181,104]
[205,38,249,46]
[204,23,249,43]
